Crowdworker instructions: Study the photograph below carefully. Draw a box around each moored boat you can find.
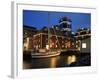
[31,50,61,58]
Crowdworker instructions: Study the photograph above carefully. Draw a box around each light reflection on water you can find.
[67,55,77,65]
[50,57,57,68]
[23,53,90,69]
[23,54,78,69]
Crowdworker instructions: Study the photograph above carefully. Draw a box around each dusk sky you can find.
[23,10,91,32]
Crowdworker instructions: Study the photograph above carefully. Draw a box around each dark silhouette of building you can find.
[23,25,37,51]
[59,17,72,37]
[74,28,91,53]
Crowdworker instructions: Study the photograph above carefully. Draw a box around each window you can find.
[46,45,49,50]
[82,43,86,48]
[50,44,52,48]
[56,45,58,48]
[62,45,64,48]
[72,42,74,45]
[76,45,78,48]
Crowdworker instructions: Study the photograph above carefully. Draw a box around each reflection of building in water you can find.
[74,28,91,53]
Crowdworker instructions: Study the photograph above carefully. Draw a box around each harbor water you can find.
[23,52,91,69]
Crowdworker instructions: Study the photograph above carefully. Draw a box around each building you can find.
[33,17,76,53]
[59,17,72,37]
[23,25,37,51]
[23,17,84,53]
[74,28,91,53]
[33,27,75,52]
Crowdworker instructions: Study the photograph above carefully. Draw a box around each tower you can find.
[59,17,72,37]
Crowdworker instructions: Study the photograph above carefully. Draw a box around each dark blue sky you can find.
[23,10,91,32]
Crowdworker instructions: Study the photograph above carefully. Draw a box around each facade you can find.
[80,38,91,53]
[33,28,75,53]
[75,28,91,53]
[23,25,37,51]
[33,17,76,53]
[59,17,72,37]
[23,17,90,53]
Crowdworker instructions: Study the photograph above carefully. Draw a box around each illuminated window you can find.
[76,45,78,48]
[46,45,49,50]
[82,43,86,48]
[72,43,74,45]
[76,41,78,43]
[56,45,58,48]
[62,45,64,48]
[50,44,52,48]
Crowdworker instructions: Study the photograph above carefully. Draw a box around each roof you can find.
[23,25,37,30]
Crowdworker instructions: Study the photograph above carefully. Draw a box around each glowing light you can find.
[71,55,76,63]
[67,55,76,65]
[82,43,86,48]
[46,45,49,50]
[67,56,72,65]
[23,37,29,50]
[50,57,56,68]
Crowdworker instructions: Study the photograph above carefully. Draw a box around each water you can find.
[23,53,91,69]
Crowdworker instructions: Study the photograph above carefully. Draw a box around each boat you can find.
[31,50,60,58]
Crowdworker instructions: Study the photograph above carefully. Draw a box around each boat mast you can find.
[47,12,50,53]
[53,26,61,51]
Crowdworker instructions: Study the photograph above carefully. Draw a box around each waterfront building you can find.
[23,25,37,51]
[23,17,78,53]
[33,16,76,53]
[74,28,91,53]
[59,17,72,37]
